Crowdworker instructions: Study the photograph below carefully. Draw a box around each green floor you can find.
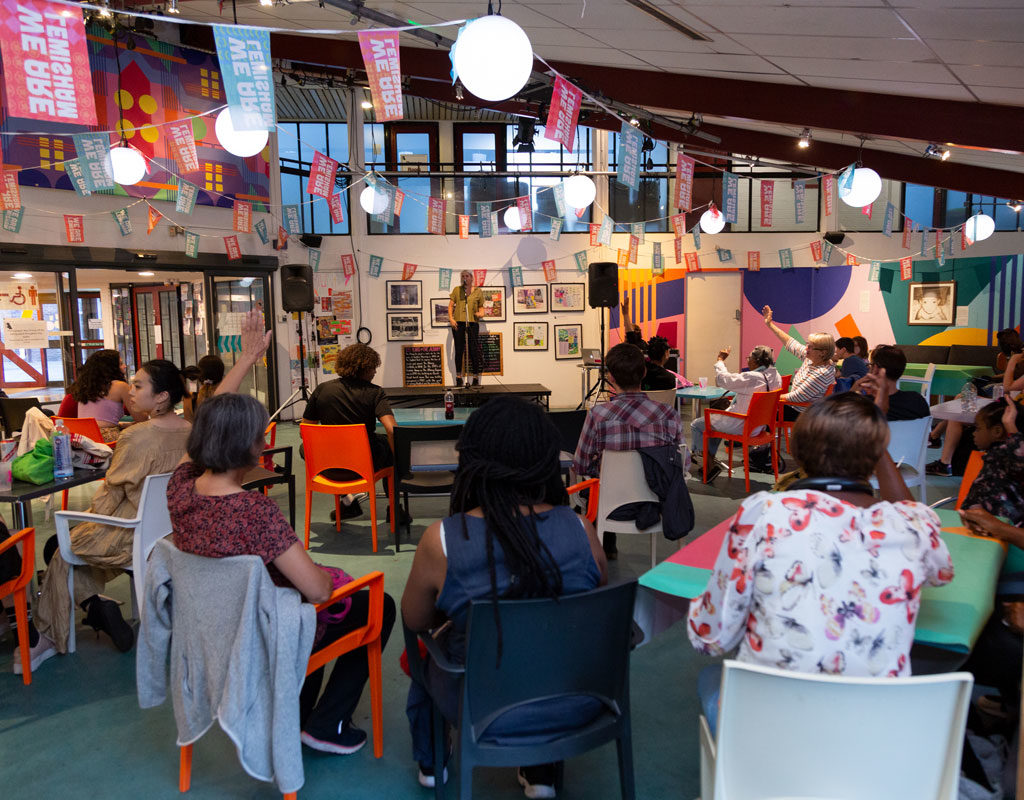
[0,422,962,799]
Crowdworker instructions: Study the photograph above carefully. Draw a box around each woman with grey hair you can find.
[691,344,782,479]
[762,305,836,420]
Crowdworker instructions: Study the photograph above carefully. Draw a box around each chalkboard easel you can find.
[402,344,445,387]
[479,332,503,376]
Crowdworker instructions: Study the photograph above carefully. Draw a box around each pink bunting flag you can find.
[394,189,405,217]
[64,214,83,243]
[147,205,162,235]
[760,180,774,227]
[402,262,417,280]
[589,224,599,247]
[276,226,288,250]
[428,197,445,235]
[224,235,241,260]
[233,200,252,233]
[516,196,533,232]
[328,192,345,225]
[961,226,969,250]
[684,251,700,272]
[0,171,20,210]
[674,154,695,211]
[822,174,835,217]
[545,76,582,151]
[628,235,639,264]
[674,238,683,264]
[845,253,857,266]
[357,30,403,121]
[671,213,687,238]
[902,217,913,249]
[307,151,338,199]
[810,240,823,262]
[899,256,913,280]
[458,215,470,239]
[861,202,873,219]
[341,254,355,285]
[167,120,200,174]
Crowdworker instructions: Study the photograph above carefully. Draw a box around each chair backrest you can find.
[956,450,985,509]
[462,581,637,741]
[596,450,658,519]
[779,374,792,392]
[886,417,931,471]
[264,421,277,449]
[0,397,42,437]
[57,416,104,443]
[742,389,782,435]
[898,362,936,398]
[0,526,34,599]
[713,660,972,800]
[130,472,175,606]
[546,409,588,456]
[643,389,677,409]
[300,423,373,481]
[393,424,464,482]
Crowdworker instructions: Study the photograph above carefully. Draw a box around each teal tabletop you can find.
[676,386,728,400]
[380,408,474,427]
[904,363,993,396]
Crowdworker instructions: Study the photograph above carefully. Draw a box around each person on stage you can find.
[448,270,484,387]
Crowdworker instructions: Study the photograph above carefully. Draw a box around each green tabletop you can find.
[903,363,993,397]
[376,408,474,429]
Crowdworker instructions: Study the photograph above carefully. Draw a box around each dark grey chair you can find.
[241,445,296,530]
[393,425,464,550]
[546,409,587,480]
[0,397,43,437]
[404,580,638,800]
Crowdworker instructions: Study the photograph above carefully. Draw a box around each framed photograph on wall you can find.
[477,286,506,321]
[512,284,549,315]
[513,321,549,351]
[551,282,586,312]
[386,312,422,342]
[554,323,583,359]
[908,280,955,326]
[429,297,450,328]
[386,280,422,310]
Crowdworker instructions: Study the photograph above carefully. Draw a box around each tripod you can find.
[577,306,610,410]
[270,311,313,422]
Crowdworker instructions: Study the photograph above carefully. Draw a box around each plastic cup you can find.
[698,377,709,389]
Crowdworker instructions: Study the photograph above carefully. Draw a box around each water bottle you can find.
[444,388,455,420]
[52,418,73,479]
[965,382,978,413]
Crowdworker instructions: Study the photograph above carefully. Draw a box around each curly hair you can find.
[335,343,381,379]
[70,349,125,404]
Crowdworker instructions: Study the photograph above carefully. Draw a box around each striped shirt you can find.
[572,392,682,478]
[783,339,836,403]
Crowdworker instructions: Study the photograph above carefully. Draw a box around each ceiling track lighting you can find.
[166,0,180,14]
[454,81,464,101]
[98,0,112,18]
[1008,200,1023,213]
[512,119,537,153]
[924,144,951,161]
[797,128,811,149]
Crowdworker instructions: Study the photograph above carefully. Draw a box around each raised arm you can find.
[762,305,790,347]
[1005,353,1024,394]
[216,308,273,396]
[620,296,640,334]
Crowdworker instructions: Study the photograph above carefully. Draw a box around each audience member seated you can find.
[690,344,781,482]
[70,349,134,442]
[960,400,1024,526]
[169,391,396,755]
[833,336,868,392]
[619,296,647,354]
[402,397,607,797]
[641,336,677,391]
[852,335,870,361]
[572,343,682,559]
[761,305,835,419]
[302,343,400,523]
[182,354,225,422]
[986,328,1024,396]
[19,359,192,673]
[688,393,953,733]
[850,345,930,421]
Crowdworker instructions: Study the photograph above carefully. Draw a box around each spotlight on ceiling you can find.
[361,100,373,109]
[166,0,180,14]
[1007,200,1023,213]
[512,119,536,153]
[924,144,950,161]
[260,0,274,5]
[797,128,811,149]
[628,116,640,127]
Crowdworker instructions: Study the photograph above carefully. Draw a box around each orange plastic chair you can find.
[780,374,792,393]
[777,382,835,453]
[955,451,985,509]
[300,423,396,552]
[57,417,109,510]
[567,477,600,524]
[704,389,783,491]
[262,421,278,472]
[0,527,36,685]
[177,570,387,795]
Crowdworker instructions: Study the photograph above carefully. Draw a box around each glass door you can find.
[212,276,268,405]
[76,291,104,364]
[132,285,182,367]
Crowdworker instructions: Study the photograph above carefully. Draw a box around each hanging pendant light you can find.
[503,205,522,231]
[451,15,533,102]
[359,184,389,215]
[699,203,725,234]
[965,212,995,242]
[563,174,596,209]
[109,144,147,186]
[215,108,269,158]
[839,167,882,208]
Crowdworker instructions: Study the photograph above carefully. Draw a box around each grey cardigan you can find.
[137,538,316,794]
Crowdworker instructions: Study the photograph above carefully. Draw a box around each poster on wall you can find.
[386,280,421,310]
[1,318,48,349]
[554,324,583,360]
[429,298,450,329]
[512,285,549,315]
[907,281,955,325]
[551,283,585,312]
[386,311,422,341]
[477,287,506,321]
[513,322,548,351]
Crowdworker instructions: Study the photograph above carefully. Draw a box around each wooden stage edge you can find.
[385,383,551,409]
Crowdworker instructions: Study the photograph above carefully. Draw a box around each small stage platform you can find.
[385,383,551,409]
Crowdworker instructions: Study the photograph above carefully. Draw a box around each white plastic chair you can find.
[869,417,931,502]
[700,660,973,800]
[55,472,173,653]
[596,450,662,569]
[899,361,936,399]
[643,388,678,411]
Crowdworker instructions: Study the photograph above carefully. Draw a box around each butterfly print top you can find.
[688,490,953,677]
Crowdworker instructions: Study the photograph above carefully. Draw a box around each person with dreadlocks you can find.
[402,396,607,798]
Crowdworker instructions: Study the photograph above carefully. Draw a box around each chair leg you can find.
[367,639,384,758]
[14,588,31,685]
[287,476,296,531]
[303,490,312,550]
[61,489,68,511]
[702,430,709,482]
[742,445,751,492]
[335,495,342,533]
[771,438,780,481]
[66,565,77,654]
[726,443,734,477]
[367,488,378,553]
[616,730,636,800]
[179,744,193,792]
[432,703,447,800]
[388,474,396,535]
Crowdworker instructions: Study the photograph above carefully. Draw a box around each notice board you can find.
[479,332,502,376]
[402,344,444,387]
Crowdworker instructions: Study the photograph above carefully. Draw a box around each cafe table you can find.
[904,363,993,398]
[0,467,108,529]
[676,385,728,419]
[930,396,994,424]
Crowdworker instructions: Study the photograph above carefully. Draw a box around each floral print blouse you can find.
[963,432,1024,526]
[687,490,954,677]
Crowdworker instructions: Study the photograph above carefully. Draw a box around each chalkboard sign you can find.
[479,332,502,376]
[402,345,444,387]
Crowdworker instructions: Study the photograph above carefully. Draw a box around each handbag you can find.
[12,437,55,485]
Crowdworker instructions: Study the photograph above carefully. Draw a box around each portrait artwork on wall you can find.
[512,284,549,315]
[554,324,583,359]
[477,286,506,321]
[513,322,549,351]
[908,281,955,326]
[386,312,423,341]
[386,280,422,310]
[429,297,450,328]
[550,282,586,312]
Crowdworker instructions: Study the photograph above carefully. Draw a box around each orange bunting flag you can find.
[747,251,761,271]
[458,215,470,239]
[64,214,84,243]
[402,262,417,280]
[147,205,162,234]
[224,235,241,260]
[233,200,252,233]
[900,256,913,280]
[542,260,556,282]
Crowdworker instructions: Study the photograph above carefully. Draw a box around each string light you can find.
[215,108,269,158]
[451,15,533,102]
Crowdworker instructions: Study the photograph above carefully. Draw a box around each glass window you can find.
[453,124,511,234]
[837,178,902,232]
[608,133,670,232]
[903,184,935,229]
[733,172,820,233]
[277,121,350,235]
[365,123,440,234]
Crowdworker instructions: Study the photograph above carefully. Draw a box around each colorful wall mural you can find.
[608,267,686,354]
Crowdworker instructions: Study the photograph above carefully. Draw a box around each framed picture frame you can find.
[512,284,549,315]
[513,321,549,351]
[428,297,450,328]
[385,280,422,310]
[477,286,506,321]
[908,280,956,326]
[554,323,583,360]
[551,282,586,312]
[386,311,422,342]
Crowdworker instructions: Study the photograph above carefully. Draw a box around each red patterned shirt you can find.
[572,391,682,478]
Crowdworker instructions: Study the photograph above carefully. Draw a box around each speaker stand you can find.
[577,307,611,410]
[270,312,313,422]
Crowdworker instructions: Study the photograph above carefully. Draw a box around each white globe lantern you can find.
[451,15,533,102]
[965,212,995,242]
[359,184,389,215]
[699,204,725,234]
[108,145,147,186]
[563,174,596,209]
[503,205,522,231]
[215,108,269,158]
[839,167,882,208]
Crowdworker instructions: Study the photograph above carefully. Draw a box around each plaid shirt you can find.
[572,392,682,478]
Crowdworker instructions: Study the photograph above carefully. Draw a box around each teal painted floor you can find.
[0,422,961,799]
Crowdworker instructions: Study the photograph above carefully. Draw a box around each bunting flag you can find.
[674,237,683,264]
[474,269,487,287]
[308,248,321,271]
[837,163,856,201]
[368,254,383,278]
[428,197,445,234]
[779,248,794,270]
[822,174,835,217]
[628,234,639,264]
[723,172,739,223]
[684,251,700,272]
[458,215,470,239]
[478,202,493,238]
[2,206,25,234]
[307,151,338,198]
[276,226,288,250]
[674,153,695,210]
[652,241,663,275]
[810,240,823,262]
[509,265,524,287]
[716,247,733,263]
[616,249,628,267]
[327,193,344,225]
[254,218,269,244]
[402,262,417,280]
[542,259,557,282]
[224,234,241,260]
[900,256,913,281]
[589,223,599,247]
[747,251,760,271]
[167,120,200,174]
[72,133,114,192]
[573,251,588,273]
[760,180,774,227]
[370,183,395,227]
[176,180,198,215]
[552,184,566,218]
[845,253,857,266]
[549,218,563,241]
[545,76,582,150]
[394,189,405,216]
[793,180,806,224]
[516,196,533,232]
[920,228,927,257]
[902,216,913,249]
[631,221,645,244]
[185,231,200,258]
[938,247,946,267]
[64,214,84,243]
[341,253,355,284]
[438,267,451,290]
[212,25,275,131]
[64,158,91,196]
[691,224,701,251]
[0,0,97,124]
[233,200,252,233]
[283,205,301,234]
[861,202,873,219]
[671,213,687,238]
[869,261,881,282]
[822,240,834,263]
[935,229,942,259]
[147,205,162,234]
[112,207,132,236]
[357,29,403,121]
[883,202,896,237]
[617,122,643,191]
[597,215,613,247]
[489,211,499,234]
[961,226,969,250]
[0,172,20,210]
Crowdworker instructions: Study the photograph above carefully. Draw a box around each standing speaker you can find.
[280,263,314,312]
[588,261,619,308]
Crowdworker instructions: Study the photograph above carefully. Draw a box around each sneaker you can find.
[13,634,56,675]
[386,505,413,527]
[330,500,363,523]
[518,767,557,799]
[925,459,952,477]
[418,765,449,788]
[301,721,367,755]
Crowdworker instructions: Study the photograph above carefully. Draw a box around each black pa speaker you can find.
[280,263,314,312]
[823,231,846,245]
[588,261,619,308]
